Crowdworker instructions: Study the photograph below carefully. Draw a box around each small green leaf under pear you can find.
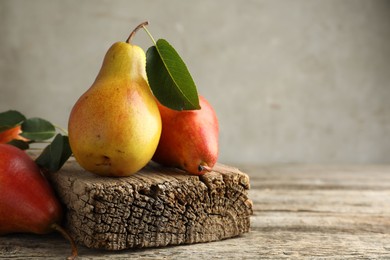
[35,134,72,172]
[7,139,30,150]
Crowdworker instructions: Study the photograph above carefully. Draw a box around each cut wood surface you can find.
[1,164,390,259]
[47,160,252,250]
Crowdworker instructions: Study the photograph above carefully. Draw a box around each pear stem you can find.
[126,21,149,44]
[51,223,78,260]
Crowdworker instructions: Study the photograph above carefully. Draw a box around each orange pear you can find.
[0,126,29,144]
[153,96,219,175]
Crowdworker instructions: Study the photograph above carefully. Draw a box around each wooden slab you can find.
[3,164,390,259]
[47,159,253,250]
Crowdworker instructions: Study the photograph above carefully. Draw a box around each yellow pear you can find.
[68,24,161,177]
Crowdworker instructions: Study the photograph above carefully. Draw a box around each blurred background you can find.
[1,0,389,165]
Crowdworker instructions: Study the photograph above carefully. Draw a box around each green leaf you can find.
[20,118,56,141]
[146,39,200,111]
[35,134,72,172]
[0,110,26,131]
[7,139,30,150]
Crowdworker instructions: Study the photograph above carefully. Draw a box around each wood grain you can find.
[47,160,252,250]
[1,164,390,259]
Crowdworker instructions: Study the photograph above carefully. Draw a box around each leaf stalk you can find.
[142,24,157,46]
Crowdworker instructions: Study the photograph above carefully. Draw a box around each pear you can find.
[152,96,219,175]
[0,125,29,144]
[0,144,77,259]
[68,24,161,177]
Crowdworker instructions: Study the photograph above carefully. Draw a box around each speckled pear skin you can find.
[153,96,219,175]
[68,42,161,177]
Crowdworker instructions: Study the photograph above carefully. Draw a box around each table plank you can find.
[1,164,390,259]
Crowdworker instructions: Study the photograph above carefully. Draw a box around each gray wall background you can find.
[1,0,389,165]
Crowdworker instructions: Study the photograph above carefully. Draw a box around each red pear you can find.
[152,96,219,175]
[0,144,77,259]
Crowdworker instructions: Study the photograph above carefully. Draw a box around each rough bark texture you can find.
[47,159,253,250]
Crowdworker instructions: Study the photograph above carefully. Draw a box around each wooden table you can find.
[1,164,390,259]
